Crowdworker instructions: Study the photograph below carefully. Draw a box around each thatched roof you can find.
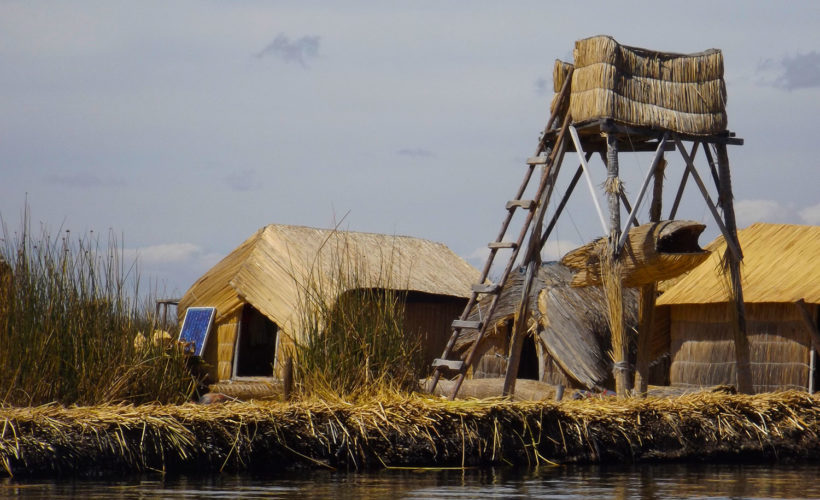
[554,35,728,135]
[455,262,638,390]
[178,224,479,333]
[658,223,820,306]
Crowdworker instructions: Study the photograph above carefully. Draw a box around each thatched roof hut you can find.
[455,262,638,391]
[179,224,479,383]
[552,35,728,136]
[654,223,820,392]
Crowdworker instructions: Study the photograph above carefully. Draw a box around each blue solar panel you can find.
[179,307,216,357]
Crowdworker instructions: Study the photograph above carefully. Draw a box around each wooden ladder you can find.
[429,70,574,399]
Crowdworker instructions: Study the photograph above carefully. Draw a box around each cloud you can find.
[733,199,791,228]
[757,51,820,90]
[256,34,320,67]
[223,169,260,192]
[396,148,435,158]
[45,171,125,188]
[534,77,549,96]
[799,202,820,225]
[124,243,203,265]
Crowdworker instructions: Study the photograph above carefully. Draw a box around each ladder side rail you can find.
[447,114,572,399]
[429,74,574,395]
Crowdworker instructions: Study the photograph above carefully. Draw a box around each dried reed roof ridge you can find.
[555,35,728,135]
[178,224,480,333]
[658,223,820,305]
[455,262,638,389]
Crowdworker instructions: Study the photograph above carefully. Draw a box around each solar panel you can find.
[178,307,216,357]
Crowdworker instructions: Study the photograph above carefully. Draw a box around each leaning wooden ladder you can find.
[428,70,574,400]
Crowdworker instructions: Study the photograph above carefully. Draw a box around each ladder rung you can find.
[452,319,482,330]
[506,199,535,210]
[472,283,500,294]
[527,156,548,165]
[432,359,465,371]
[488,241,517,250]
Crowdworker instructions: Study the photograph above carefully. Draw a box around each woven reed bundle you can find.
[563,35,728,135]
[562,221,711,288]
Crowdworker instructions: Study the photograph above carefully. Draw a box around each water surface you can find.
[3,463,820,499]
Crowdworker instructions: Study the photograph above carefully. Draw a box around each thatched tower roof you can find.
[455,262,638,390]
[553,35,728,135]
[658,223,820,306]
[178,225,479,334]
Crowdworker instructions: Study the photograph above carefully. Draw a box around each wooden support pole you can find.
[795,299,820,356]
[795,299,820,393]
[616,133,668,254]
[702,143,722,196]
[604,133,629,397]
[674,139,743,262]
[569,125,609,234]
[715,143,753,394]
[634,156,665,396]
[668,141,698,220]
[447,113,573,400]
[502,138,565,397]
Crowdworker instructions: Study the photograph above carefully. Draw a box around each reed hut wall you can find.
[667,302,817,392]
[403,292,468,366]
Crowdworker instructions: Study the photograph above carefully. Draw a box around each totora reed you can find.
[1,391,819,477]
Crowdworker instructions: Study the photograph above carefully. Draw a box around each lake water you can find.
[3,463,820,499]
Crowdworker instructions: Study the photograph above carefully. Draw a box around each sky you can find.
[1,1,819,297]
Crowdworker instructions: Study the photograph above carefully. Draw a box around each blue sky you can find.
[1,1,819,296]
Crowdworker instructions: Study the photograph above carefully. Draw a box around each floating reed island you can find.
[2,391,819,477]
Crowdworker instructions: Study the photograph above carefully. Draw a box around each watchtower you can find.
[430,35,750,398]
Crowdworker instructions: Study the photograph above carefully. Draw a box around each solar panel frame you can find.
[178,306,216,357]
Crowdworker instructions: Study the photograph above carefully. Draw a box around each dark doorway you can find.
[235,304,278,377]
[517,333,540,380]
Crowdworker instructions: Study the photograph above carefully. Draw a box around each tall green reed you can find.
[0,210,196,406]
[291,236,423,398]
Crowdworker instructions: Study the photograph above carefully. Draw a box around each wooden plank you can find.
[431,359,464,371]
[452,319,482,330]
[796,299,820,350]
[488,241,517,249]
[506,199,535,210]
[527,156,548,165]
[472,283,500,294]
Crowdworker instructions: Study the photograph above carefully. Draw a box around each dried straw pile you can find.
[2,391,819,477]
[558,35,727,135]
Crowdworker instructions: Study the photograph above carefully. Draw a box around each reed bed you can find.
[291,233,425,398]
[1,391,818,477]
[0,209,197,406]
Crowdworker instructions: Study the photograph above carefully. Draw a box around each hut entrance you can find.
[517,333,539,380]
[234,304,278,377]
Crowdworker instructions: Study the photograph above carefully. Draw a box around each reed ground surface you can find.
[1,390,818,478]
